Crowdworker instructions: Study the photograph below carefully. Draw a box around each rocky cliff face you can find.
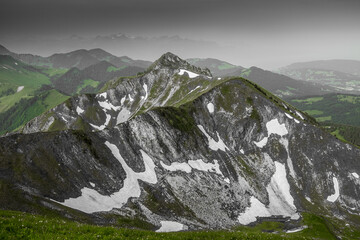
[21,52,214,134]
[0,53,359,233]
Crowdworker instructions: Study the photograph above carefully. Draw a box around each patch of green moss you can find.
[237,156,255,177]
[154,104,197,134]
[48,118,66,131]
[116,216,155,230]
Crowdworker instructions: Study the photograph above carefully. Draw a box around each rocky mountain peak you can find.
[150,52,212,77]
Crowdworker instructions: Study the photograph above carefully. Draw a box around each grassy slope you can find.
[2,210,357,240]
[0,59,52,112]
[286,93,360,126]
[0,89,69,134]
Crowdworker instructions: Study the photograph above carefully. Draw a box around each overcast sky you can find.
[1,0,359,69]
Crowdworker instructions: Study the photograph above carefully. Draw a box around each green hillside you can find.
[1,210,357,240]
[0,87,69,134]
[0,55,54,112]
[287,93,360,126]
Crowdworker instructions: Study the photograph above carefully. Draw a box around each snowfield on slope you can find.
[178,69,199,78]
[16,86,24,92]
[238,160,299,225]
[254,118,288,148]
[197,125,229,152]
[161,159,224,177]
[156,221,185,232]
[52,142,157,213]
[327,177,340,202]
[207,103,214,113]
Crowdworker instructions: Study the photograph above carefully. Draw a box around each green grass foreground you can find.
[0,210,350,240]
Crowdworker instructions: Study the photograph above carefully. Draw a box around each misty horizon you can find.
[1,0,360,69]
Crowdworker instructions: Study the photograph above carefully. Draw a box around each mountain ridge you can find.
[0,44,152,70]
[0,52,359,237]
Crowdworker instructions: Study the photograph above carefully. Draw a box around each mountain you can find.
[0,54,52,112]
[0,44,152,70]
[187,58,244,77]
[231,67,336,98]
[0,54,71,135]
[52,61,144,95]
[0,55,69,134]
[0,47,146,134]
[21,52,215,133]
[0,53,360,238]
[281,59,360,76]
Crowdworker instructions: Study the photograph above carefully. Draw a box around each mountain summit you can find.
[20,53,217,134]
[150,52,212,77]
[0,52,359,236]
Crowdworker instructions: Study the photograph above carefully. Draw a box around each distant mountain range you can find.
[278,60,360,94]
[281,59,360,76]
[0,46,150,134]
[0,44,151,70]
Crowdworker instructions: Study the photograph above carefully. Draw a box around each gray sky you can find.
[1,0,359,69]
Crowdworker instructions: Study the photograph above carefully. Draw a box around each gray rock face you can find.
[1,53,360,231]
[21,53,214,135]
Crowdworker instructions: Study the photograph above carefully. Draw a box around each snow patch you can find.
[238,196,270,225]
[178,69,199,78]
[352,172,359,179]
[98,92,107,98]
[98,100,120,111]
[120,96,126,105]
[240,149,244,154]
[295,111,304,120]
[116,108,131,124]
[207,102,214,113]
[294,119,300,124]
[285,113,293,119]
[188,159,223,176]
[143,83,148,100]
[197,125,229,152]
[279,138,297,180]
[224,178,230,184]
[89,182,95,187]
[188,86,201,95]
[160,161,192,173]
[76,106,84,115]
[254,119,288,148]
[266,161,298,218]
[16,86,24,92]
[156,221,185,232]
[286,226,308,233]
[327,177,340,202]
[53,142,157,213]
[15,62,18,65]
[238,160,299,225]
[305,196,312,203]
[128,94,134,102]
[218,77,221,80]
[161,159,224,177]
[266,118,288,136]
[254,137,268,148]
